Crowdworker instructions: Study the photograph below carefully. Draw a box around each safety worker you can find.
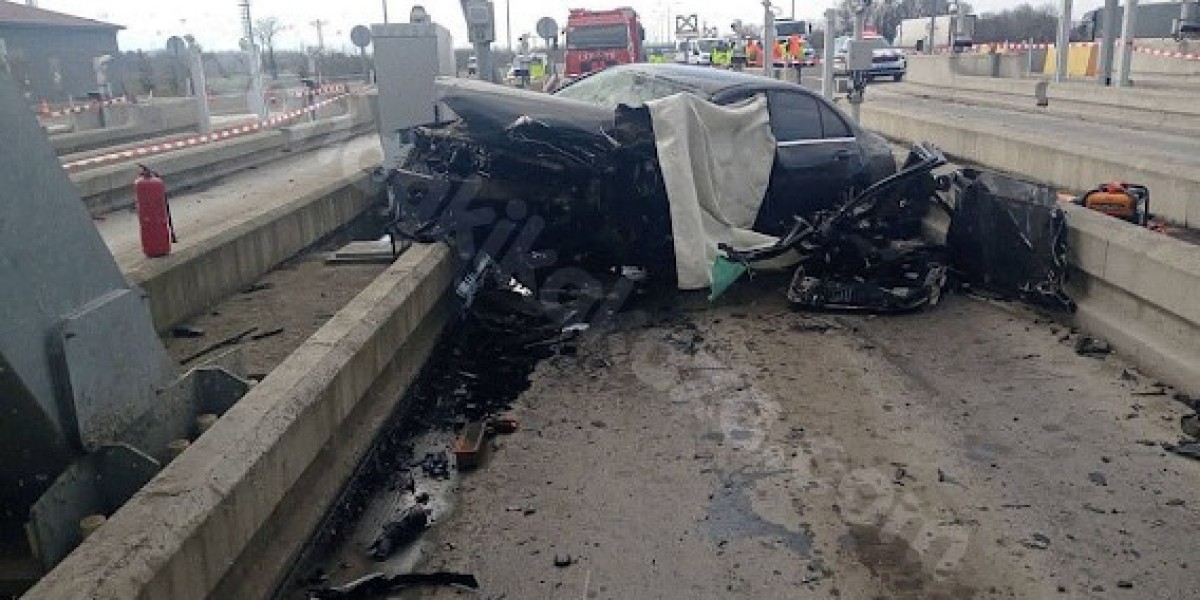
[789,34,803,65]
[772,39,785,73]
[746,39,761,68]
[649,49,667,64]
[731,39,748,71]
[712,41,732,68]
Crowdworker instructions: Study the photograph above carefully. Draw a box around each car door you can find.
[758,90,861,234]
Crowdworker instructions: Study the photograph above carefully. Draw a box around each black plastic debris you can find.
[309,572,479,600]
[367,506,430,561]
[723,142,951,313]
[1075,336,1113,357]
[946,169,1075,312]
[418,451,451,479]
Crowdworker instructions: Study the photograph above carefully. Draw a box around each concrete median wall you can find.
[70,93,377,216]
[71,131,289,216]
[26,243,457,600]
[859,102,1200,226]
[913,150,1200,397]
[123,170,379,332]
[49,99,202,155]
[1064,204,1200,396]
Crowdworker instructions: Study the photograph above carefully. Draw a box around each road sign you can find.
[676,14,699,37]
[536,17,559,42]
[351,25,372,48]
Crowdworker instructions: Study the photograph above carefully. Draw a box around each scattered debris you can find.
[419,451,451,479]
[1165,441,1200,461]
[489,415,520,435]
[1181,414,1200,439]
[1074,336,1112,357]
[1166,498,1186,507]
[553,554,574,568]
[1117,580,1134,589]
[180,327,258,365]
[308,571,479,599]
[250,327,285,341]
[945,169,1075,312]
[453,421,489,470]
[170,325,205,338]
[1022,533,1051,550]
[1088,471,1109,487]
[367,506,430,561]
[241,281,274,294]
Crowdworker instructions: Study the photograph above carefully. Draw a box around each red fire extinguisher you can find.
[135,165,177,258]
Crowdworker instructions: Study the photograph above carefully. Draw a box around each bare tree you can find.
[255,17,287,80]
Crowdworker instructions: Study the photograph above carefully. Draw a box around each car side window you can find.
[768,92,822,141]
[819,102,852,138]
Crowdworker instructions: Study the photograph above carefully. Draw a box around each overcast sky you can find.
[33,0,1106,52]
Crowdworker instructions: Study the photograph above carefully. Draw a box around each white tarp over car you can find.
[645,93,779,290]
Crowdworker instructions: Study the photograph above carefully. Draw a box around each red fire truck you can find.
[564,7,645,77]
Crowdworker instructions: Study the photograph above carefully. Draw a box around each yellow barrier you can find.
[1044,44,1098,77]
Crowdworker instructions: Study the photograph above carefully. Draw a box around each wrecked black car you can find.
[384,68,1072,316]
[386,66,893,292]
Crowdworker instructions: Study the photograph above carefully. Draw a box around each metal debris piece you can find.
[453,421,489,470]
[1075,336,1113,357]
[419,451,451,479]
[308,571,479,599]
[946,169,1075,312]
[367,506,430,561]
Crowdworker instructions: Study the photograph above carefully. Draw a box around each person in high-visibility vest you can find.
[746,39,761,68]
[772,39,785,71]
[788,34,803,65]
[712,41,732,68]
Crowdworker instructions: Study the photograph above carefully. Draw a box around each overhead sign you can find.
[676,14,699,37]
[536,17,559,42]
[350,25,372,48]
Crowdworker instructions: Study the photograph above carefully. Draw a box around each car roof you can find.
[604,63,807,97]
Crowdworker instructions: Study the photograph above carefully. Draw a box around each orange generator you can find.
[1075,182,1150,226]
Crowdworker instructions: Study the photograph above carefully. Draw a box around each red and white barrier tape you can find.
[1132,45,1200,61]
[63,93,350,171]
[39,96,129,118]
[267,84,349,99]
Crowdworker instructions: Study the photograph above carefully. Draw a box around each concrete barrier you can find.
[901,61,1200,135]
[25,243,457,599]
[859,101,1200,227]
[71,131,289,216]
[122,168,379,332]
[49,99,201,155]
[1064,204,1200,396]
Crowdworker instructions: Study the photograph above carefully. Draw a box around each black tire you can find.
[893,73,904,82]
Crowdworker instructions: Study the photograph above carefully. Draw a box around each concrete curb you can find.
[1064,204,1200,396]
[69,94,376,216]
[860,101,1200,227]
[71,131,288,216]
[123,168,378,332]
[25,243,457,600]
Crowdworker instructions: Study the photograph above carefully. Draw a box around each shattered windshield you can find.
[567,24,630,50]
[554,69,695,108]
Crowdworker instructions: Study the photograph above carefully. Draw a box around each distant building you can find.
[0,2,122,101]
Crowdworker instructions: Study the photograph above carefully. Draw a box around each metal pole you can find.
[382,0,388,23]
[763,0,776,78]
[1098,0,1118,84]
[188,43,211,133]
[506,0,512,51]
[822,8,836,99]
[928,0,937,54]
[1054,0,1072,82]
[239,0,267,119]
[852,5,865,123]
[1118,0,1138,86]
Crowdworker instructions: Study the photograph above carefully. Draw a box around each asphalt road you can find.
[309,279,1199,599]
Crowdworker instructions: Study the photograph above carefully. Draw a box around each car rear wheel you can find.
[893,73,904,82]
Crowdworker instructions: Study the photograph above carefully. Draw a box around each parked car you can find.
[388,64,897,287]
[832,36,906,81]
